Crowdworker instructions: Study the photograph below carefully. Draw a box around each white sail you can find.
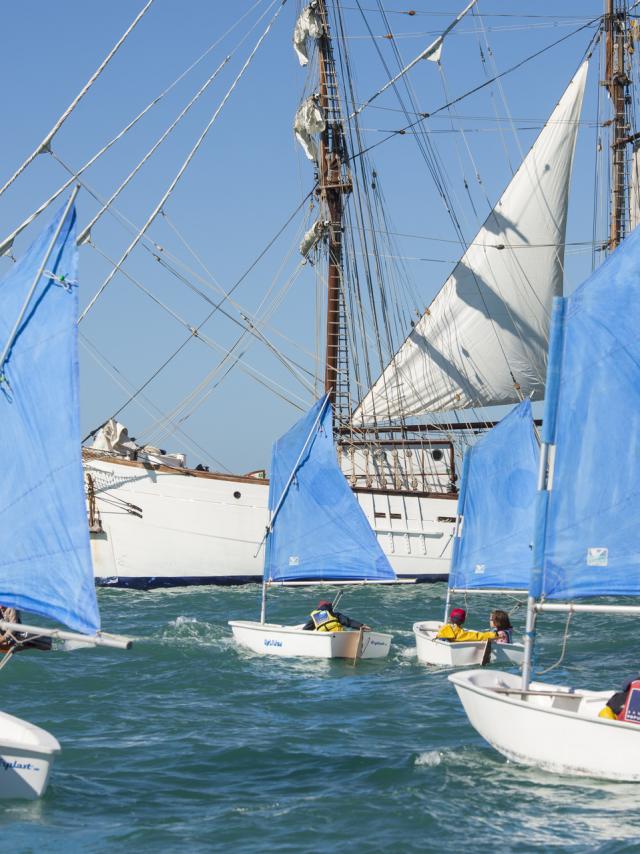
[354,62,588,423]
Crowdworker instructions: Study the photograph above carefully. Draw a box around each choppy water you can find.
[2,584,640,852]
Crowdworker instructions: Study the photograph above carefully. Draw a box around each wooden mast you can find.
[316,0,351,418]
[605,0,631,250]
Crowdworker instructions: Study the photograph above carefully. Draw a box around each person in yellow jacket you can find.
[302,600,370,633]
[436,607,497,642]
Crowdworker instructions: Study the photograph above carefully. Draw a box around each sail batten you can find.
[354,62,588,424]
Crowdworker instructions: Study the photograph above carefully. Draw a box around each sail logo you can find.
[264,639,283,648]
[288,556,299,566]
[587,547,608,567]
[474,564,486,574]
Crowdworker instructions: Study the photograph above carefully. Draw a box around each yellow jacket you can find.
[436,623,496,642]
[598,705,618,720]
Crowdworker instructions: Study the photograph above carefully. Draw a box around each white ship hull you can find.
[0,711,61,800]
[85,453,455,588]
[449,669,640,781]
[229,621,392,659]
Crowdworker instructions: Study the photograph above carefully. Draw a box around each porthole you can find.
[431,449,444,462]
[233,491,241,499]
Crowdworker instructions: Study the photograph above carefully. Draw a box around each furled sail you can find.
[294,95,325,162]
[354,62,588,424]
[264,396,395,582]
[448,399,538,592]
[300,218,328,259]
[531,223,640,600]
[293,1,322,66]
[0,202,100,634]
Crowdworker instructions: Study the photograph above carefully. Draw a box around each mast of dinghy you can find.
[316,0,352,420]
[522,297,566,691]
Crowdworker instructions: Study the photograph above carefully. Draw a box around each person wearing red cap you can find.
[435,607,497,642]
[302,600,370,632]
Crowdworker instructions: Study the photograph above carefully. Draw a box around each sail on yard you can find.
[450,218,640,782]
[414,400,538,666]
[0,198,130,799]
[354,62,588,423]
[229,394,395,659]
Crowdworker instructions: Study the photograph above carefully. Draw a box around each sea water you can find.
[1,584,639,852]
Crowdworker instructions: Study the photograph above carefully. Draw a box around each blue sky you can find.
[0,1,609,472]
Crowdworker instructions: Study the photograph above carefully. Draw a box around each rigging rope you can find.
[0,0,156,201]
[0,0,270,257]
[78,0,288,323]
[79,334,231,472]
[82,190,314,442]
[348,16,600,163]
[75,54,232,246]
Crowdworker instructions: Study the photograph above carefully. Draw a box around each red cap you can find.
[318,600,333,608]
[450,607,466,624]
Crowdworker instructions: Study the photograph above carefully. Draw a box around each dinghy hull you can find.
[0,711,61,799]
[450,669,640,781]
[413,622,524,666]
[229,620,392,659]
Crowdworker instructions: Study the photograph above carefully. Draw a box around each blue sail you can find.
[449,400,538,591]
[532,224,640,600]
[264,396,395,582]
[0,203,100,633]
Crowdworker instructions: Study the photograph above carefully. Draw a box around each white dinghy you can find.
[230,620,391,660]
[0,197,131,799]
[449,668,640,781]
[414,621,523,668]
[413,401,540,667]
[229,395,394,659]
[450,207,640,781]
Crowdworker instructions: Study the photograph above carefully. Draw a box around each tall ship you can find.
[1,2,635,587]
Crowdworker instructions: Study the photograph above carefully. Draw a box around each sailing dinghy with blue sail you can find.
[414,401,537,667]
[229,395,394,659]
[450,219,640,781]
[0,194,131,799]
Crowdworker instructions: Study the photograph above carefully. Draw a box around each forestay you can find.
[449,399,537,591]
[532,224,640,601]
[0,203,100,634]
[354,62,588,423]
[265,396,395,582]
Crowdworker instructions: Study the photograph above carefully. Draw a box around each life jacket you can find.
[496,627,513,644]
[310,609,343,632]
[617,680,640,724]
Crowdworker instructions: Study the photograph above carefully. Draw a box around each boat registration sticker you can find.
[288,555,299,566]
[587,547,608,566]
